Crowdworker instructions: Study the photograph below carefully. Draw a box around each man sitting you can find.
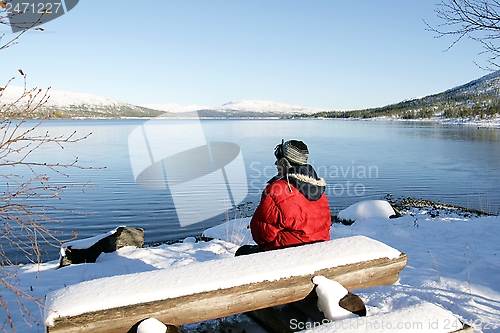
[236,139,331,255]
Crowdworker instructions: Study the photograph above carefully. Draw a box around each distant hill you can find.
[1,86,164,119]
[4,72,500,120]
[214,100,325,115]
[310,71,500,120]
[1,87,332,119]
[141,103,212,114]
[143,100,329,118]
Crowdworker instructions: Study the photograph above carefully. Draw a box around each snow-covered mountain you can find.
[215,100,326,114]
[141,103,212,113]
[142,100,331,117]
[7,70,500,120]
[1,86,163,119]
[444,70,500,97]
[2,86,119,107]
[1,86,331,119]
[398,71,500,118]
[407,71,500,108]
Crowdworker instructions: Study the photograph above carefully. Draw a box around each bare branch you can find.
[426,0,500,69]
[0,79,93,331]
[1,6,46,52]
[0,7,99,332]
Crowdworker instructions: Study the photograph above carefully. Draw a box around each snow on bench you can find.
[296,302,472,333]
[44,235,407,333]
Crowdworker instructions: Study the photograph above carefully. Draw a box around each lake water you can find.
[3,119,500,263]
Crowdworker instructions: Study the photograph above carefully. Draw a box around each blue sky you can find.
[0,0,490,110]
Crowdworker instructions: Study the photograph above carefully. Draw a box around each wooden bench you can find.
[44,236,407,333]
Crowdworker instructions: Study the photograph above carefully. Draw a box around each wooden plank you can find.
[47,253,407,333]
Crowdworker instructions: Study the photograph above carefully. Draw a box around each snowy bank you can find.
[1,200,499,332]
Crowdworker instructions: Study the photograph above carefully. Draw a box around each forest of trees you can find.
[307,75,500,120]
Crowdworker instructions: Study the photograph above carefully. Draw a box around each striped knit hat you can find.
[275,139,309,166]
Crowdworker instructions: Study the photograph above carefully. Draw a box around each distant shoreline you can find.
[33,115,500,129]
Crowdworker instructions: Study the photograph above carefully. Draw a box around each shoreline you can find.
[146,197,497,254]
[30,115,500,128]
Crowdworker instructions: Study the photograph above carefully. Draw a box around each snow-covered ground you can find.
[1,200,499,332]
[437,117,500,128]
[369,115,500,129]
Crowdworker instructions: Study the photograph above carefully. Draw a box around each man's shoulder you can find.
[265,178,286,191]
[264,179,296,199]
[267,174,283,184]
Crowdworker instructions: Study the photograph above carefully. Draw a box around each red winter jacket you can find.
[250,165,331,251]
